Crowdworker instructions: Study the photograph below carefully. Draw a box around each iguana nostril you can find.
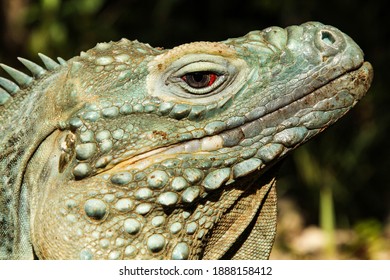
[321,30,337,45]
[314,27,346,57]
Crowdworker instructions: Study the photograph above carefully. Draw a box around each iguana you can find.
[0,22,373,260]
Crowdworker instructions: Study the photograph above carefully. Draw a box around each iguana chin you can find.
[0,22,373,260]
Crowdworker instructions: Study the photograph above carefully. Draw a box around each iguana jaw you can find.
[52,23,372,183]
[104,61,373,177]
[95,23,373,178]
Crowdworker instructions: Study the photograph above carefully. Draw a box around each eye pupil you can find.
[182,72,217,89]
[192,73,206,82]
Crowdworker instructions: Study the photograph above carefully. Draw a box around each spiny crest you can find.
[0,54,67,105]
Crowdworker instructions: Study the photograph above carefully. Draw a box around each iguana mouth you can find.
[103,61,373,175]
[105,134,224,173]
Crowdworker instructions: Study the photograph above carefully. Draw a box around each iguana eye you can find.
[178,69,226,95]
[181,72,218,89]
[148,52,248,102]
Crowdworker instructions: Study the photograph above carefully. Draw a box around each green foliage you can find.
[23,0,105,56]
[350,219,387,259]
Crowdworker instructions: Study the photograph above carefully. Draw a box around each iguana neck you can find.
[0,67,73,259]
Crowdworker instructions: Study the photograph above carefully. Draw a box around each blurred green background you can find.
[0,0,388,259]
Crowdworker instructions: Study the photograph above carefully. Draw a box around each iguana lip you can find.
[303,61,373,105]
[241,60,371,123]
[108,134,224,172]
[102,61,373,174]
[220,61,373,144]
[316,61,373,100]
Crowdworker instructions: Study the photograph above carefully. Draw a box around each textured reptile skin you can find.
[0,22,373,259]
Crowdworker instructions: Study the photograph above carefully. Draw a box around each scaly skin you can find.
[0,22,373,259]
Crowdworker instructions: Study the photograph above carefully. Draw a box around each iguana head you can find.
[0,22,372,259]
